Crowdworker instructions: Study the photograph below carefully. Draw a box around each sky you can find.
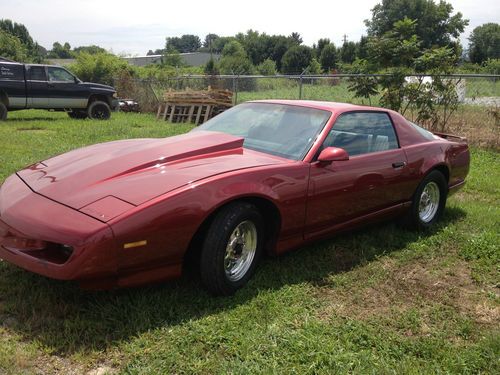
[1,0,498,56]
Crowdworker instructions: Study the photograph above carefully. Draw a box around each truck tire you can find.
[88,101,111,120]
[68,110,88,119]
[0,102,7,121]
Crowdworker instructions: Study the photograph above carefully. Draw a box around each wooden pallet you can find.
[157,103,212,125]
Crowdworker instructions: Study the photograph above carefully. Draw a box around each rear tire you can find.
[200,202,264,296]
[87,101,111,120]
[406,170,448,229]
[68,110,88,119]
[0,102,7,121]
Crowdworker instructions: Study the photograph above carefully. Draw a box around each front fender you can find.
[108,163,309,274]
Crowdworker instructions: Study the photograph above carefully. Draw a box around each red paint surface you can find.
[0,100,470,288]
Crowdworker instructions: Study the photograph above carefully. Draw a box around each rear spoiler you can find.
[433,132,468,144]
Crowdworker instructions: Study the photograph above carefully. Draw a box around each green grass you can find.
[0,110,498,374]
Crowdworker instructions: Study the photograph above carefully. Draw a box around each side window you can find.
[324,112,398,156]
[48,67,75,82]
[29,66,47,81]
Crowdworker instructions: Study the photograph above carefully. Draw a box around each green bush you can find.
[483,58,500,74]
[68,52,136,86]
[257,59,277,76]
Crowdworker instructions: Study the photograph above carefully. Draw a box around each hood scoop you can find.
[96,135,244,183]
[16,131,275,209]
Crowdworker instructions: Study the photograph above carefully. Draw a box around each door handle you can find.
[48,83,55,88]
[392,161,406,169]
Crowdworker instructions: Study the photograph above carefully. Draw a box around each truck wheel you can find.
[68,110,88,119]
[0,102,7,121]
[88,101,111,120]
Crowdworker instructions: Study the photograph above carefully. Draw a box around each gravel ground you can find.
[463,97,500,106]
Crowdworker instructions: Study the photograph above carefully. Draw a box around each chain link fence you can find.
[114,74,500,147]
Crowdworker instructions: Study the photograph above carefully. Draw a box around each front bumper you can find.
[0,174,116,281]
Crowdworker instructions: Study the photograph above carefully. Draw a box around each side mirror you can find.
[317,147,349,163]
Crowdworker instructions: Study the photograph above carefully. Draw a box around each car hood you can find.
[17,131,286,212]
[80,82,115,91]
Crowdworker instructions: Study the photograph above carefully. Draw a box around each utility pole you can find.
[342,34,348,44]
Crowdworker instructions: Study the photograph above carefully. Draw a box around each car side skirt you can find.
[275,201,411,255]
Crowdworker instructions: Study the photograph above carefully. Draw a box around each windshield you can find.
[193,103,331,160]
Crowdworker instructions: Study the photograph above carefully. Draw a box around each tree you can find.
[356,35,370,59]
[0,30,28,62]
[48,42,73,58]
[316,38,331,58]
[236,30,269,65]
[281,45,313,74]
[340,41,357,64]
[365,0,468,50]
[269,35,295,71]
[203,33,219,49]
[319,43,338,72]
[290,32,303,45]
[166,34,201,53]
[212,36,236,54]
[468,23,500,64]
[162,49,184,67]
[0,19,43,62]
[257,59,277,75]
[307,58,322,74]
[367,17,421,69]
[73,45,107,55]
[204,58,219,75]
[218,41,254,74]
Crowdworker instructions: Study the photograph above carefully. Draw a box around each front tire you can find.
[407,170,448,228]
[200,202,264,296]
[87,101,111,120]
[0,102,7,121]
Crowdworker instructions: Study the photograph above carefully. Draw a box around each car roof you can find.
[248,99,388,114]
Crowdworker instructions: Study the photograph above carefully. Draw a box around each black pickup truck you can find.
[0,61,118,120]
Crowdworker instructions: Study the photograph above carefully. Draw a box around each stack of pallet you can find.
[157,88,233,125]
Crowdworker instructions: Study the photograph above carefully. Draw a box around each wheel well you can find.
[0,91,8,106]
[432,164,450,183]
[184,197,282,265]
[88,94,109,106]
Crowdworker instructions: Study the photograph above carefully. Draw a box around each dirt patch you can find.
[17,126,46,131]
[316,258,499,328]
[33,354,117,375]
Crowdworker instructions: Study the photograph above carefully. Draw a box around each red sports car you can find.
[0,101,469,295]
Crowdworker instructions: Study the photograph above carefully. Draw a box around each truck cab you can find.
[0,61,118,120]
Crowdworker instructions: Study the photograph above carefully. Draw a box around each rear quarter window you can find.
[0,64,24,80]
[408,121,436,141]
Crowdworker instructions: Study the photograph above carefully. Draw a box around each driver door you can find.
[47,66,88,108]
[305,111,410,238]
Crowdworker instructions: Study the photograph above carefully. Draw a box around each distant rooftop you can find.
[124,52,221,67]
[46,52,221,68]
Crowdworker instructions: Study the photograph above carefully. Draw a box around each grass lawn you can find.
[0,110,498,374]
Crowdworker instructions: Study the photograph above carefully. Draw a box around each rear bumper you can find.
[0,174,116,281]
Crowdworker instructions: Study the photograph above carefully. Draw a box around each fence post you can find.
[299,68,309,99]
[299,75,303,100]
[234,74,240,105]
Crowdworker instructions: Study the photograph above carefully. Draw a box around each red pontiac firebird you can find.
[0,101,469,295]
